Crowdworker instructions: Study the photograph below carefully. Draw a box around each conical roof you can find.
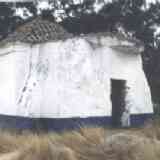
[1,17,73,45]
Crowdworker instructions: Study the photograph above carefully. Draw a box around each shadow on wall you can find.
[153,103,160,118]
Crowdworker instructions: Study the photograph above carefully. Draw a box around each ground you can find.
[0,120,160,160]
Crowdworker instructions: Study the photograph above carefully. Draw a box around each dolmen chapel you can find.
[0,17,153,131]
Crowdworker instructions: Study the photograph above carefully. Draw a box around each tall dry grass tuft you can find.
[17,134,77,160]
[103,133,160,160]
[141,119,160,140]
[53,127,107,160]
[0,123,160,160]
[0,130,21,154]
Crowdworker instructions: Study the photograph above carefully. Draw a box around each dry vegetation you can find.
[0,120,160,160]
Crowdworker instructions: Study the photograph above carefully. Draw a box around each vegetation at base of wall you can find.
[0,121,159,160]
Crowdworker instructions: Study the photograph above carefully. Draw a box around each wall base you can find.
[0,114,154,132]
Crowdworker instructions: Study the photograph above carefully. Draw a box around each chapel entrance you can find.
[111,79,126,127]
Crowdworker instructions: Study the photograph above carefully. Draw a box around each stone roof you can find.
[0,16,143,54]
[83,32,143,54]
[84,31,143,47]
[0,17,73,45]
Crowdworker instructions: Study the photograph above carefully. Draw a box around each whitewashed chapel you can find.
[0,17,153,130]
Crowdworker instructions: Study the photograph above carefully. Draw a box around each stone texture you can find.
[0,17,73,45]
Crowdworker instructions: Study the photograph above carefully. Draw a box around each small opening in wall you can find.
[111,79,126,127]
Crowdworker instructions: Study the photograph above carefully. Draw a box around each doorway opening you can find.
[111,79,126,127]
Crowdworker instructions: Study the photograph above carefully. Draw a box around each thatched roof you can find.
[0,17,73,45]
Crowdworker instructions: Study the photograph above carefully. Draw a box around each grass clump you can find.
[0,122,159,160]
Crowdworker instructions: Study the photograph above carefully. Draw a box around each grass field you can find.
[0,120,160,160]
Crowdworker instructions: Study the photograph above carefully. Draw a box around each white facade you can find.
[0,35,153,118]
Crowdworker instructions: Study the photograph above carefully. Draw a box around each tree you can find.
[0,2,23,39]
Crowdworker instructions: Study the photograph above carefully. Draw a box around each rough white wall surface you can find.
[0,36,153,118]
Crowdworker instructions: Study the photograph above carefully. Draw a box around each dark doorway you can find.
[111,79,126,127]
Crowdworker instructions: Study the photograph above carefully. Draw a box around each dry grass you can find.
[0,122,160,160]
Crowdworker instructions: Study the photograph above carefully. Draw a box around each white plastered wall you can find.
[0,43,31,116]
[0,49,15,115]
[16,39,111,118]
[0,36,153,118]
[109,48,153,114]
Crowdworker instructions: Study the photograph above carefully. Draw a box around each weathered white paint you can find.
[0,35,153,118]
